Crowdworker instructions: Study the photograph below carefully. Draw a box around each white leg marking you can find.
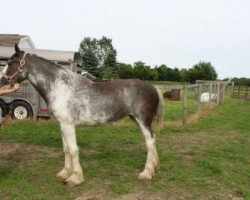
[56,130,73,180]
[59,123,84,187]
[136,118,159,180]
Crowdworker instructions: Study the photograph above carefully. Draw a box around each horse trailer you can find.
[0,46,84,120]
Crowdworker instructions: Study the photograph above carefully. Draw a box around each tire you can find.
[10,101,33,120]
[0,101,8,118]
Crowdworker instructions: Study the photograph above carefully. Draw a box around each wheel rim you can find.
[14,106,28,119]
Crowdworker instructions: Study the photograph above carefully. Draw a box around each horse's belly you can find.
[76,112,112,126]
[76,108,127,126]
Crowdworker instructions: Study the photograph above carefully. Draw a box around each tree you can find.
[102,49,118,79]
[100,69,118,80]
[187,61,217,83]
[232,77,250,86]
[98,36,118,78]
[180,68,189,82]
[148,68,159,81]
[133,61,151,80]
[79,37,99,77]
[156,65,180,81]
[165,67,181,81]
[118,63,134,79]
[79,36,118,78]
[156,64,168,81]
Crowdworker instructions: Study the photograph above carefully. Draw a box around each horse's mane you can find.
[31,54,66,70]
[29,53,94,84]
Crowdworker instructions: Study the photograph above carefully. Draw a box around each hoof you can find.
[56,169,71,181]
[138,170,153,180]
[65,174,84,188]
[66,180,79,188]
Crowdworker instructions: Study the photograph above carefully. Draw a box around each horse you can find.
[0,44,164,187]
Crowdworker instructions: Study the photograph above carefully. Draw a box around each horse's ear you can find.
[15,44,20,53]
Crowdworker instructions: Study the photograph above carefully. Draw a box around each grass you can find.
[0,98,249,199]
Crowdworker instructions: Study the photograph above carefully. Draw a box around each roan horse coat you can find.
[0,44,164,187]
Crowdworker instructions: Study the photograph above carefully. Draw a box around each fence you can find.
[156,81,232,125]
[232,84,250,100]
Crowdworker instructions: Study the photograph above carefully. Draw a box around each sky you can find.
[1,0,250,79]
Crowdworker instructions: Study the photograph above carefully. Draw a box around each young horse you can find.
[0,44,164,187]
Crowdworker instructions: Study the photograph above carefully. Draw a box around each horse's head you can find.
[0,44,28,87]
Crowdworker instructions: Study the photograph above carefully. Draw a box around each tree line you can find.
[226,77,250,86]
[79,36,218,83]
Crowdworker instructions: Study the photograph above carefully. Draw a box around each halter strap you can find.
[19,52,27,68]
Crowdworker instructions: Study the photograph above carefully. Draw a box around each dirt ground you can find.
[0,142,58,161]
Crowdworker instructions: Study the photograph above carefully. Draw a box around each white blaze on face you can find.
[0,65,8,77]
[2,65,8,74]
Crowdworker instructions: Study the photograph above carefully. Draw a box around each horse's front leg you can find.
[57,123,84,187]
[56,127,73,181]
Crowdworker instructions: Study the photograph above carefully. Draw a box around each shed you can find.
[0,34,35,49]
[0,46,82,72]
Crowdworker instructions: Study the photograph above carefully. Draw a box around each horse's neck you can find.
[26,55,93,104]
[26,55,64,103]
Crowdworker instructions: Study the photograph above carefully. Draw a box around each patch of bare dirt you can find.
[75,186,113,200]
[76,192,165,200]
[0,142,59,165]
[76,190,199,200]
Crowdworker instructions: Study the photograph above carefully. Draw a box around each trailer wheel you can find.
[10,101,33,120]
[0,101,8,118]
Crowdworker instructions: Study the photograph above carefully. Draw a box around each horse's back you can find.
[92,79,157,95]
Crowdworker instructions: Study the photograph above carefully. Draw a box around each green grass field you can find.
[0,99,249,199]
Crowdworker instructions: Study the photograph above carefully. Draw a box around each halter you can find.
[2,53,27,84]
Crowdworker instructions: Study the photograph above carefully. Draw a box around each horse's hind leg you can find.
[135,118,159,180]
[57,123,84,187]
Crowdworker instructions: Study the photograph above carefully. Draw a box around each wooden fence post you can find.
[195,81,198,99]
[209,83,212,108]
[197,84,202,115]
[217,82,220,104]
[238,85,241,99]
[231,81,235,97]
[245,86,249,100]
[221,83,226,103]
[183,85,188,125]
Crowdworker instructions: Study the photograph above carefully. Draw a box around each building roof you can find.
[0,34,29,47]
[0,46,81,63]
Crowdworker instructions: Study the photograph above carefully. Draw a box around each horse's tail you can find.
[153,86,164,134]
